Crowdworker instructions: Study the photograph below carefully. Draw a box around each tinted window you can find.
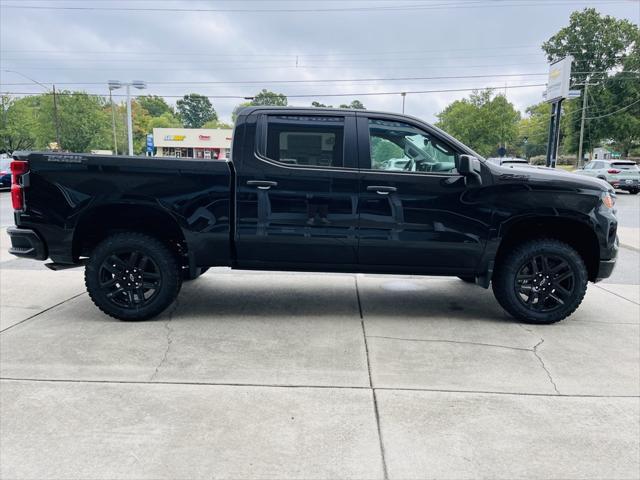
[368,119,456,173]
[612,162,639,171]
[265,115,344,168]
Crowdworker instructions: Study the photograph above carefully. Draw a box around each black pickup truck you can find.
[8,107,618,323]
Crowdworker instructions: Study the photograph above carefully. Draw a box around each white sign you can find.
[546,56,573,103]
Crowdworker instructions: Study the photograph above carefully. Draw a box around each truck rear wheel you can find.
[492,239,588,324]
[85,233,182,321]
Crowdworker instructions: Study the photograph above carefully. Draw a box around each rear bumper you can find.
[7,227,47,260]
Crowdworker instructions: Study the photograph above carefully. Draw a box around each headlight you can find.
[602,192,615,209]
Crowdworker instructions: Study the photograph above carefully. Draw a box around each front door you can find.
[356,115,491,274]
[235,112,360,269]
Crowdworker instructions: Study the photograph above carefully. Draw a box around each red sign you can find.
[199,135,211,140]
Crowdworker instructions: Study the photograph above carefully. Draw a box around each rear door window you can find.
[263,115,345,168]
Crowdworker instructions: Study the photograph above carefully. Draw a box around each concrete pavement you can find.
[1,261,638,479]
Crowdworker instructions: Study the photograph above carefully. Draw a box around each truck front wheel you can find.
[492,239,588,324]
[85,233,182,321]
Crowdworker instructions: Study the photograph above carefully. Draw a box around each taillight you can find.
[10,160,29,211]
[607,169,621,174]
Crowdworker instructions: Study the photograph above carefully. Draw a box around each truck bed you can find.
[12,151,233,267]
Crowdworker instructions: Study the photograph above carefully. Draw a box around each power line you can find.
[2,72,636,87]
[0,1,632,13]
[0,82,547,99]
[584,98,640,119]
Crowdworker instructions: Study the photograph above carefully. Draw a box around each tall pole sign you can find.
[544,56,573,168]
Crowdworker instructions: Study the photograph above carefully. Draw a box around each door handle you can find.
[247,180,278,190]
[367,185,397,195]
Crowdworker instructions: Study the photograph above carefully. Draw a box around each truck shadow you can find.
[173,274,510,323]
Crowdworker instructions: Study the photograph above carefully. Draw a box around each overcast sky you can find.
[1,0,638,124]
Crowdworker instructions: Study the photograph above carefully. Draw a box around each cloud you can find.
[1,1,637,124]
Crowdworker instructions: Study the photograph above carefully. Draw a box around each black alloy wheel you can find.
[85,233,182,321]
[492,239,588,324]
[99,251,162,309]
[514,254,574,313]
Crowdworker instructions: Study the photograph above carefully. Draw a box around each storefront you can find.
[152,128,233,160]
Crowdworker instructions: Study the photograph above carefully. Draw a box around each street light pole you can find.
[126,84,134,156]
[108,80,146,156]
[401,92,406,113]
[109,89,118,155]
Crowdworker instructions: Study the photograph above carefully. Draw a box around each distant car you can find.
[0,157,11,189]
[486,157,529,167]
[575,159,639,194]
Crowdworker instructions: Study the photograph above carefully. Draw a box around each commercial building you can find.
[152,128,233,160]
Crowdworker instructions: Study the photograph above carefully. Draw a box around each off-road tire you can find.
[85,232,182,321]
[492,239,588,324]
[628,189,638,195]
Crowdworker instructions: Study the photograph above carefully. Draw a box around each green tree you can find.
[202,119,233,129]
[541,8,638,157]
[542,8,637,87]
[517,103,551,159]
[435,89,520,157]
[311,101,331,108]
[36,91,110,152]
[147,111,183,130]
[0,95,41,153]
[176,93,217,128]
[249,89,288,106]
[138,95,174,117]
[339,99,366,109]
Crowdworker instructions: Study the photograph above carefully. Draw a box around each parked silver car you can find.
[574,159,639,194]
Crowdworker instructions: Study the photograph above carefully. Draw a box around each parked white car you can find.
[574,159,639,194]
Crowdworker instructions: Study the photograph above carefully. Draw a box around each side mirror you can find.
[456,154,482,186]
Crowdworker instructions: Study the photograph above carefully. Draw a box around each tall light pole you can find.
[108,89,118,155]
[108,80,146,155]
[401,92,406,113]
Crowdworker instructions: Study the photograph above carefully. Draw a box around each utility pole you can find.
[401,92,406,113]
[52,85,61,149]
[109,89,118,155]
[577,79,589,168]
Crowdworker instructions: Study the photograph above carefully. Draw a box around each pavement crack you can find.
[149,299,178,382]
[532,338,561,395]
[354,275,389,480]
[367,335,532,352]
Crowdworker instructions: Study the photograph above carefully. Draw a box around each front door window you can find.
[368,119,457,174]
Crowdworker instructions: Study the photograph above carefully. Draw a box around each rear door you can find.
[355,114,491,274]
[235,111,360,269]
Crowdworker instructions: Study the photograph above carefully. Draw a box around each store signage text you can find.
[164,135,186,141]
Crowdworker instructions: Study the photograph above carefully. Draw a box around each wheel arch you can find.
[495,216,600,281]
[72,203,188,266]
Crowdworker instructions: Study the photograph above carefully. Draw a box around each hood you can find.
[488,163,612,193]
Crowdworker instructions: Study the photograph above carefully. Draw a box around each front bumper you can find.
[7,227,47,260]
[595,236,618,282]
